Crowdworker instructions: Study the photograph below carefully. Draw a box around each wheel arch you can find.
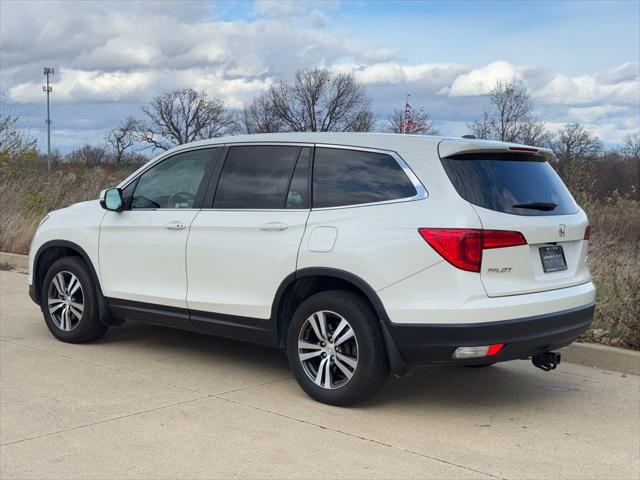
[32,240,116,326]
[271,267,411,376]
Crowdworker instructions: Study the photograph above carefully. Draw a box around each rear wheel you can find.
[41,257,108,343]
[287,290,388,406]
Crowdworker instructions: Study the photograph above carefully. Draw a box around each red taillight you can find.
[487,343,504,356]
[482,230,527,249]
[584,225,590,240]
[418,228,526,273]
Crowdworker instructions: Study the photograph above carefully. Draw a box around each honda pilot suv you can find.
[29,133,595,405]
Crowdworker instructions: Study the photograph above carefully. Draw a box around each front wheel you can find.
[287,290,389,406]
[41,256,108,343]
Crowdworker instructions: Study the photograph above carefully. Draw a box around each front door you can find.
[99,148,219,318]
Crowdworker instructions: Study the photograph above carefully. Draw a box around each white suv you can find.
[29,133,595,405]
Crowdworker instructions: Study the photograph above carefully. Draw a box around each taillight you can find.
[418,228,526,273]
[584,225,590,240]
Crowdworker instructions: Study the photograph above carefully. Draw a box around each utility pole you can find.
[43,67,54,171]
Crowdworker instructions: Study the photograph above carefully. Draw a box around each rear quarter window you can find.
[441,153,579,216]
[312,147,417,208]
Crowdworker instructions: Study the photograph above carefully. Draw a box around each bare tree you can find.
[518,120,553,148]
[550,123,602,203]
[106,116,137,165]
[551,123,603,163]
[241,92,285,134]
[385,108,438,135]
[470,80,549,145]
[136,89,237,151]
[245,68,374,133]
[619,131,640,160]
[66,144,111,167]
[0,113,37,164]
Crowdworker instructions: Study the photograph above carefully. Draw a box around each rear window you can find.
[441,153,578,216]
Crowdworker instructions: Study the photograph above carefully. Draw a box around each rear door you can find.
[438,143,590,297]
[186,144,311,324]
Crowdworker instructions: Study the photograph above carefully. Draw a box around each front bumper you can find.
[387,302,595,365]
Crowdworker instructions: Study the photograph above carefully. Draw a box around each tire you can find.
[287,290,389,406]
[41,256,108,343]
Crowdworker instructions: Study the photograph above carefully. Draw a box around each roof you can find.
[170,132,553,160]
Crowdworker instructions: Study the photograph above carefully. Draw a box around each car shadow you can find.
[98,321,578,408]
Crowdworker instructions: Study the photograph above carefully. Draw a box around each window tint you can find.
[312,148,417,208]
[131,149,212,209]
[120,179,137,209]
[286,147,311,209]
[441,153,578,216]
[214,145,300,209]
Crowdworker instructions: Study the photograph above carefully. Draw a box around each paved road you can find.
[1,269,638,479]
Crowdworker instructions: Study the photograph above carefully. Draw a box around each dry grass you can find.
[0,162,138,254]
[1,163,638,349]
[581,197,640,349]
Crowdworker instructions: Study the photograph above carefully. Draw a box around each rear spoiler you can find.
[438,139,554,161]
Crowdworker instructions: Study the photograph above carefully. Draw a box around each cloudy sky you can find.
[1,0,638,153]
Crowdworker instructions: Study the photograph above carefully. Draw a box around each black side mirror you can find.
[99,188,124,212]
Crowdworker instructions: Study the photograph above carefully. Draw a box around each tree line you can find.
[1,67,638,201]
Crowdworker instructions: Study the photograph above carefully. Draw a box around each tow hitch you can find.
[532,351,561,371]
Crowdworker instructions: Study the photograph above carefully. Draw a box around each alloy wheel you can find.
[297,310,359,389]
[47,271,84,331]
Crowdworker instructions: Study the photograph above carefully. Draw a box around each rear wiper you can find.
[512,202,557,211]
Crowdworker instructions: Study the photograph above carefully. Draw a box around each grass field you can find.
[1,162,638,349]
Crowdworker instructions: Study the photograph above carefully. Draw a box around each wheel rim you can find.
[47,271,84,331]
[298,310,359,390]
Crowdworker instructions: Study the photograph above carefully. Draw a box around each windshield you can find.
[441,153,579,216]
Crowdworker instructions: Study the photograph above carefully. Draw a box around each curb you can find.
[562,342,639,376]
[0,251,29,270]
[1,251,638,376]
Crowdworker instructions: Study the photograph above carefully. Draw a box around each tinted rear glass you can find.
[313,147,417,208]
[441,153,578,216]
[214,145,299,209]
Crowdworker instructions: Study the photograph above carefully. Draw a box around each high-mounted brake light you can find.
[418,228,526,272]
[508,146,539,153]
[584,225,591,240]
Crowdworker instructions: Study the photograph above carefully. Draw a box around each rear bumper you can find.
[387,302,595,365]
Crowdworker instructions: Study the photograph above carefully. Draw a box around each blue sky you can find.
[1,0,638,153]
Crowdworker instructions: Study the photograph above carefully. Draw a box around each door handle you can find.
[260,222,288,231]
[164,221,187,231]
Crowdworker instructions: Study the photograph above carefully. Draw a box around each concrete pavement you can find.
[1,269,638,479]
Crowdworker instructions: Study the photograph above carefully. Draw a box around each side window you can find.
[286,147,311,209]
[120,180,137,209]
[312,148,417,208]
[131,149,213,209]
[214,145,300,209]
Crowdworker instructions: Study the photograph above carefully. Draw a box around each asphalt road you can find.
[1,269,638,480]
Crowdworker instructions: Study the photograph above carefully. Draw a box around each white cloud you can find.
[536,64,639,106]
[332,62,467,88]
[444,60,524,97]
[8,69,153,103]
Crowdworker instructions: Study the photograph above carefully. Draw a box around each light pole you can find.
[43,67,54,171]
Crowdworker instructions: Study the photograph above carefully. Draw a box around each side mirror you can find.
[99,188,124,212]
